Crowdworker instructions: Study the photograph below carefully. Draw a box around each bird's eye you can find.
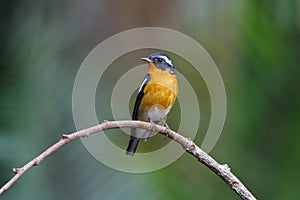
[157,58,163,63]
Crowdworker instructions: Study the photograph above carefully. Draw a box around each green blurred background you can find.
[1,0,300,199]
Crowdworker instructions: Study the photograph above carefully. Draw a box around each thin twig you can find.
[0,120,256,199]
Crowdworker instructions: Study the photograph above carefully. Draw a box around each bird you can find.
[126,52,178,156]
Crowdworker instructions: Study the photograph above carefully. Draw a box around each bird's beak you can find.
[142,57,153,63]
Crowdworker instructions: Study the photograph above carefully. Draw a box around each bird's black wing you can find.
[126,74,150,156]
[132,74,150,120]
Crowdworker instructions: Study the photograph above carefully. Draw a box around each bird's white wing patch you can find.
[138,76,149,93]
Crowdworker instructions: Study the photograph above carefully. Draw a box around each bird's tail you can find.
[126,136,140,156]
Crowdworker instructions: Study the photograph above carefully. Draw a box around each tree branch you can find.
[0,120,256,199]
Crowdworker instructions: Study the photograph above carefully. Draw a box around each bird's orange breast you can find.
[138,63,178,120]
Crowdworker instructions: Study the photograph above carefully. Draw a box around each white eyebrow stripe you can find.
[158,55,173,66]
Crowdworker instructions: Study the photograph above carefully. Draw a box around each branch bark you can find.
[0,120,256,199]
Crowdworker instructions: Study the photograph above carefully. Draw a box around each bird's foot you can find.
[144,118,156,142]
[162,118,170,139]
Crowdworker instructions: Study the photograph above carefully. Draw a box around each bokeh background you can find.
[1,0,300,199]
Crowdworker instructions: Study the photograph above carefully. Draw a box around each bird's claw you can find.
[144,118,155,141]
